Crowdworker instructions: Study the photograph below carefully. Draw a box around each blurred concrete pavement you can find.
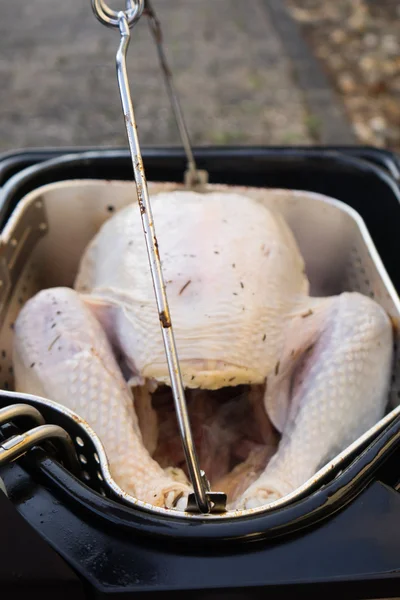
[0,0,351,151]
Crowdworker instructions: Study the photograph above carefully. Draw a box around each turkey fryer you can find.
[1,0,399,516]
[0,147,399,521]
[1,148,400,597]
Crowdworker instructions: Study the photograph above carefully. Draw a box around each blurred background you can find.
[0,0,398,152]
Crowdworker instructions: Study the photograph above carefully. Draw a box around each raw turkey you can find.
[12,190,393,510]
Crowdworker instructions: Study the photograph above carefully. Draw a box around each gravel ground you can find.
[288,0,400,151]
[0,0,314,151]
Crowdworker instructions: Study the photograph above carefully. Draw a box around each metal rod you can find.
[144,0,196,174]
[0,424,79,475]
[143,0,208,188]
[116,13,211,513]
[0,404,45,427]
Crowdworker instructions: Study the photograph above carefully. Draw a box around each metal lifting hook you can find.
[90,0,225,514]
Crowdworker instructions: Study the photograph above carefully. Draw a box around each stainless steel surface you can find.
[0,422,79,473]
[1,179,399,519]
[144,0,209,188]
[0,197,47,331]
[92,1,217,513]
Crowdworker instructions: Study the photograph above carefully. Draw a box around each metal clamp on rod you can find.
[91,0,225,514]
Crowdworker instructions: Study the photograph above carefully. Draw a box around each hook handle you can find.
[91,0,144,29]
[90,1,226,513]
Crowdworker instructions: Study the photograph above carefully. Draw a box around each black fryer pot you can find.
[1,146,400,599]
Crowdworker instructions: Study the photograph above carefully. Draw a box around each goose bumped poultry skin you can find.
[13,190,393,510]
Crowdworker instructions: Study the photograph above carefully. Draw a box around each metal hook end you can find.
[91,0,144,29]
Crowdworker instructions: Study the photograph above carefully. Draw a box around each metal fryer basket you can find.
[1,177,399,520]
